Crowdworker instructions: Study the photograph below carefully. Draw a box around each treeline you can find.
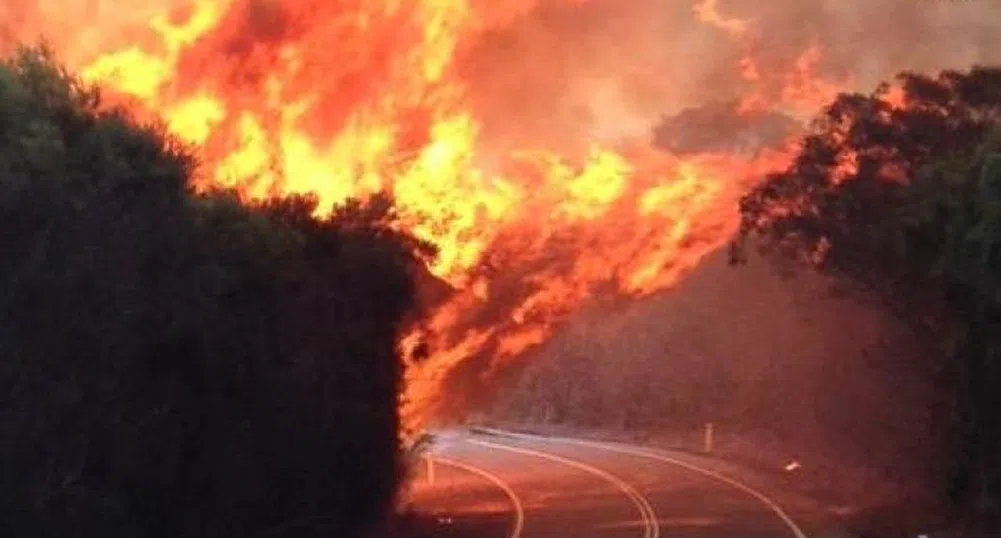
[736,65,1001,528]
[0,47,428,537]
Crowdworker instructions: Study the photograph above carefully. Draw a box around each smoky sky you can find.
[456,0,1001,149]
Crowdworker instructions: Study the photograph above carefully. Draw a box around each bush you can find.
[0,46,423,538]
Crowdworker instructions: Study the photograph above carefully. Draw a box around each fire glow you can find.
[2,0,853,429]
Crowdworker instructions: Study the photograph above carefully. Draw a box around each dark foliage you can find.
[0,46,423,538]
[735,65,1001,529]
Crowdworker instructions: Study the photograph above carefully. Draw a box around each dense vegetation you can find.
[735,65,1001,528]
[0,47,427,537]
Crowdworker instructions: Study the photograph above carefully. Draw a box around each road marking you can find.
[432,456,526,538]
[475,428,808,538]
[467,437,660,538]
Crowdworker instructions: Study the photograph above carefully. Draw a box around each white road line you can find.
[467,437,660,538]
[476,428,808,538]
[432,456,526,538]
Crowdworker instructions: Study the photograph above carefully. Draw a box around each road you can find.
[405,428,848,538]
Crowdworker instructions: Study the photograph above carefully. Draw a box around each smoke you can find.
[456,0,1001,151]
[457,0,726,151]
[492,249,946,503]
[651,101,799,154]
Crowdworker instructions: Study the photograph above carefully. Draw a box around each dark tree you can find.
[734,65,1001,528]
[0,46,423,538]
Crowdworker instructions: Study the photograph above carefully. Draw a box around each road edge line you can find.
[474,427,807,538]
[432,456,526,538]
[467,437,660,538]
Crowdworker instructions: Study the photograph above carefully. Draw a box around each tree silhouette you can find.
[0,46,423,538]
[734,65,1001,527]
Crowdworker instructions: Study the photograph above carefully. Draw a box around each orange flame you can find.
[2,0,848,429]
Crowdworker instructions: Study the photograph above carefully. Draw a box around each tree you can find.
[0,45,422,537]
[734,65,1001,527]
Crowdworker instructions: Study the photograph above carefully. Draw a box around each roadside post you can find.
[704,422,714,453]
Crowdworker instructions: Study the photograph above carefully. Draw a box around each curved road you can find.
[406,429,846,538]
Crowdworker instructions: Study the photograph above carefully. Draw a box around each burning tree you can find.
[734,65,1001,528]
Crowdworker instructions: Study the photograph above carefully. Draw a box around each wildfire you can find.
[2,0,851,430]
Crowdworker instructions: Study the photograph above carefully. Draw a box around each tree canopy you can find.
[0,46,425,538]
[734,65,1001,526]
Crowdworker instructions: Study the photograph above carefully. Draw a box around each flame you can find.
[3,0,852,430]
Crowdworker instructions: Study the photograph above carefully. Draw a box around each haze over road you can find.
[407,429,848,538]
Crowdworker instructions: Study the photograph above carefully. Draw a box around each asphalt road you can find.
[406,429,849,538]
